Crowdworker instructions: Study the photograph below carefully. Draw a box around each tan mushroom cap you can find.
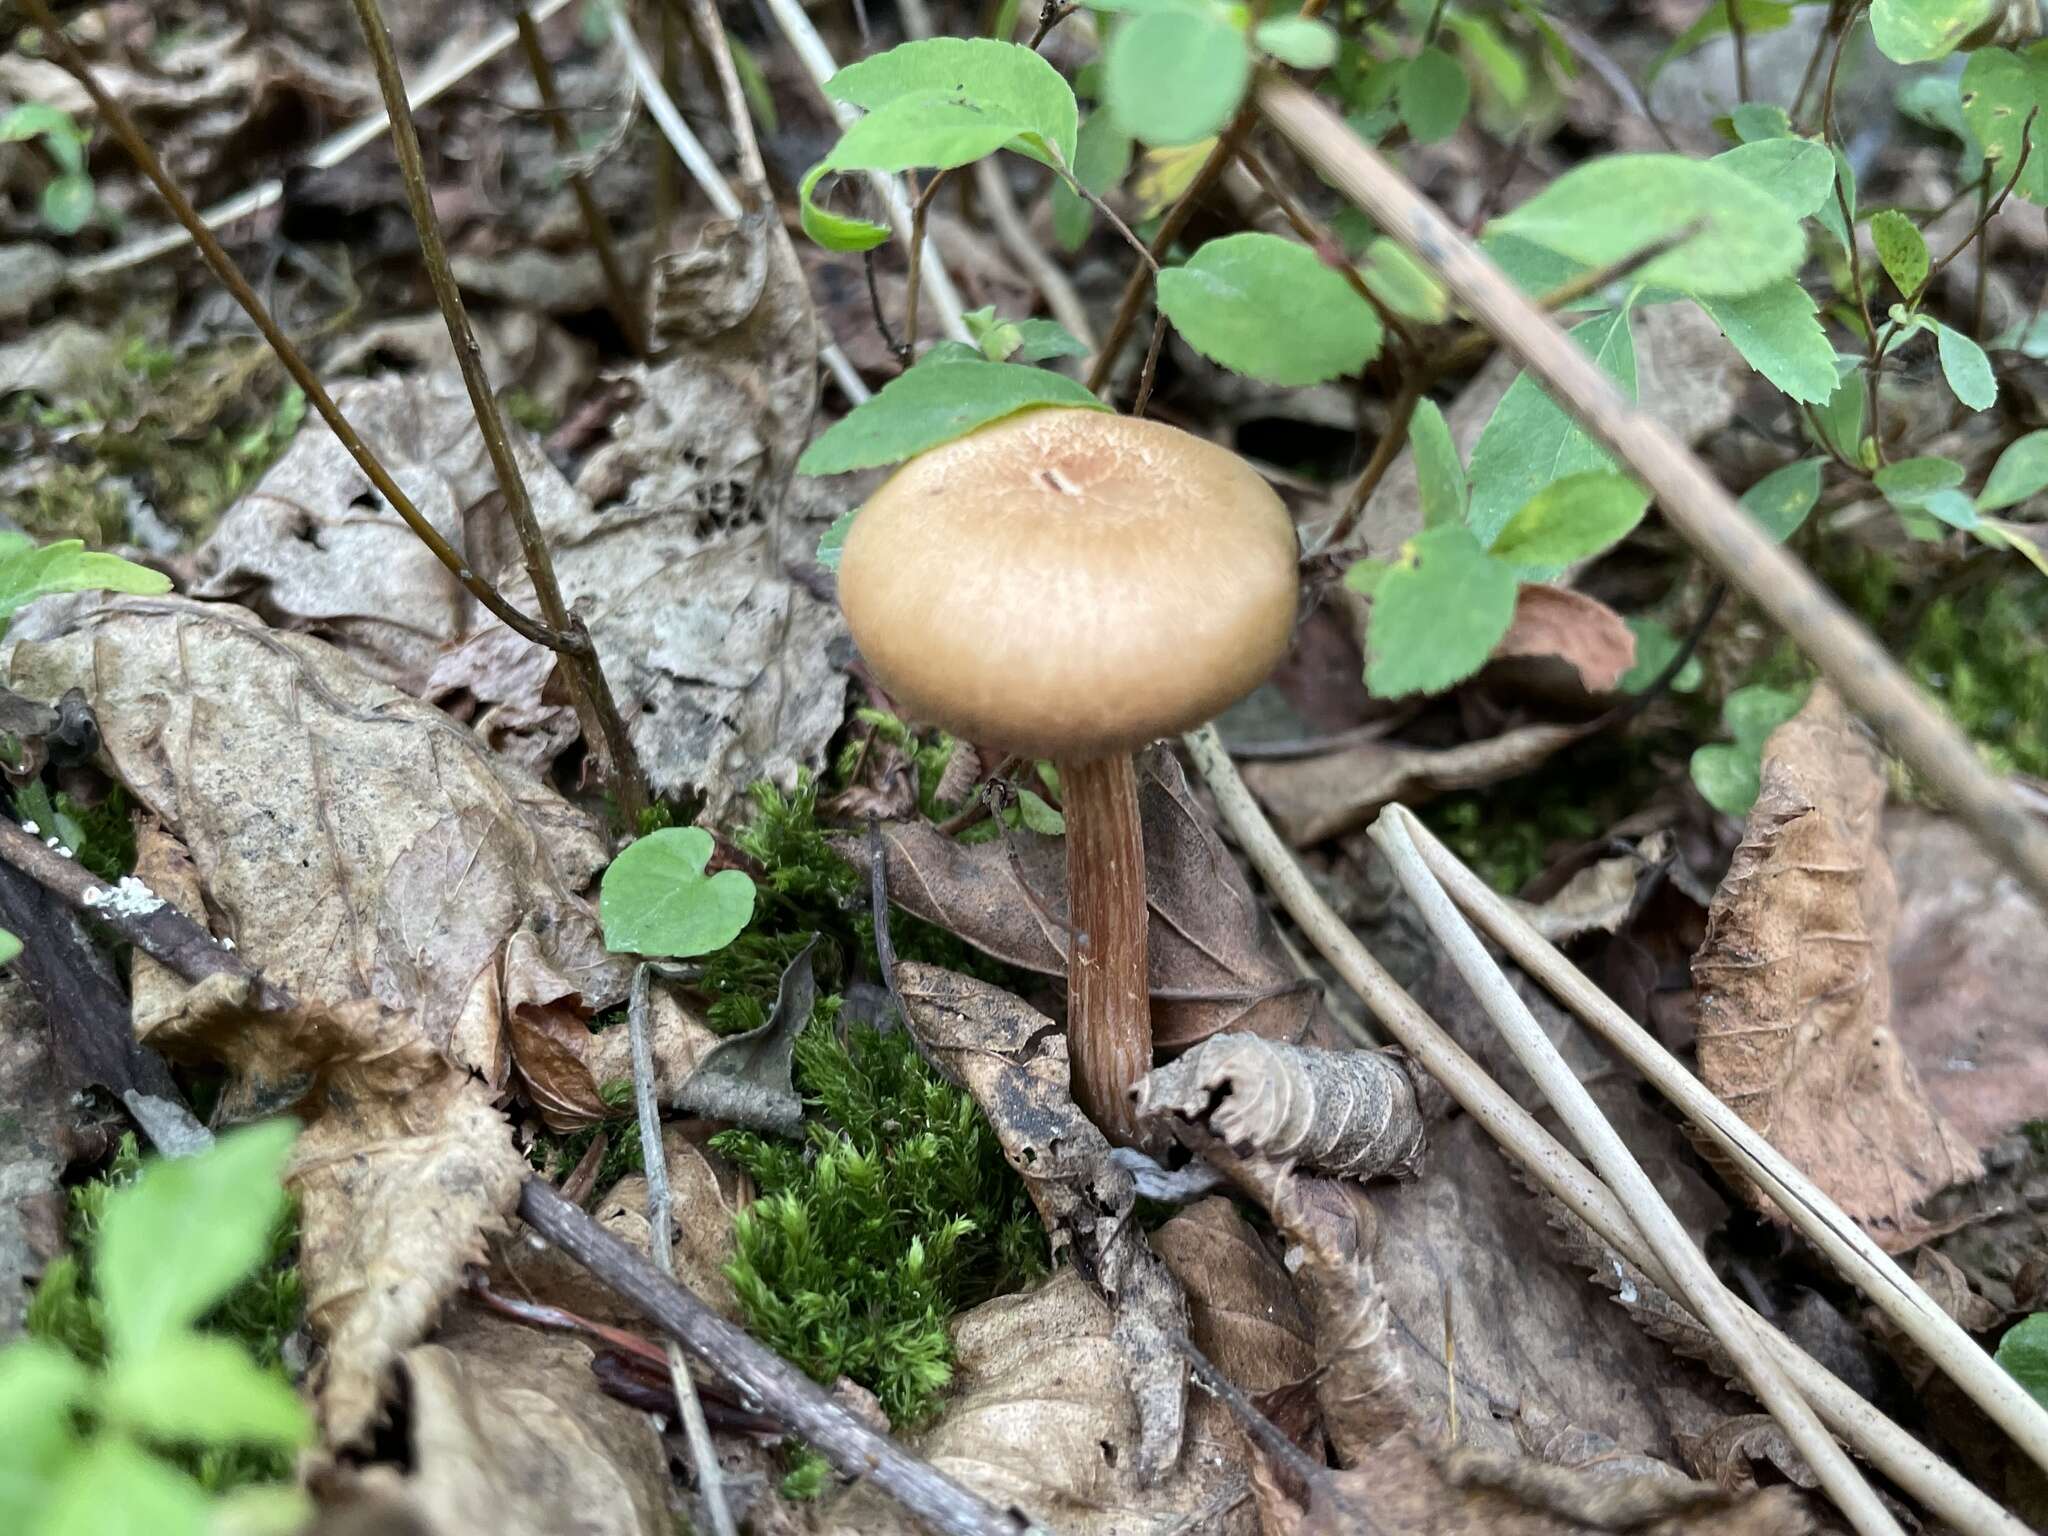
[838,407,1300,760]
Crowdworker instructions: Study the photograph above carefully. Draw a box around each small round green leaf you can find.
[40,173,93,235]
[1874,455,1966,510]
[0,928,20,966]
[798,358,1109,475]
[1156,232,1383,386]
[1979,429,2048,512]
[1364,525,1519,698]
[825,37,1078,167]
[1935,319,1997,410]
[1871,0,1998,64]
[1870,209,1930,297]
[1997,1313,2048,1408]
[1690,741,1762,817]
[1397,46,1470,145]
[600,827,756,959]
[1253,16,1339,70]
[1105,9,1250,148]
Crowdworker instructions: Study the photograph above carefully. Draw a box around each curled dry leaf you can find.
[1240,722,1581,846]
[1679,1415,1816,1497]
[1693,686,1981,1251]
[1487,584,1639,699]
[668,938,816,1135]
[1135,1035,1425,1181]
[895,962,1190,1486]
[332,1309,671,1536]
[853,748,1324,1051]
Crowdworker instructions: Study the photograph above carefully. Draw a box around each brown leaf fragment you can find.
[1136,1035,1424,1182]
[853,747,1325,1051]
[896,962,1190,1485]
[1151,1198,1316,1398]
[1240,723,1581,846]
[1678,1416,1816,1496]
[1866,1249,2003,1391]
[1488,584,1640,698]
[1692,686,1981,1251]
[669,939,817,1135]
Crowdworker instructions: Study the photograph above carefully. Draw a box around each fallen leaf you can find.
[1866,1248,2002,1391]
[853,747,1325,1050]
[672,938,817,1135]
[502,929,612,1132]
[0,971,78,1334]
[897,962,1190,1486]
[1487,584,1639,698]
[1151,1197,1316,1398]
[1240,722,1581,846]
[1510,835,1666,944]
[1693,686,1982,1250]
[1678,1415,1816,1496]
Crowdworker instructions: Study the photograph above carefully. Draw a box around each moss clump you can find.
[1421,735,1660,893]
[1906,581,2048,779]
[525,1077,642,1186]
[14,780,136,884]
[714,1020,1044,1426]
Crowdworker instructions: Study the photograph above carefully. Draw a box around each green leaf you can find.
[600,827,756,959]
[1727,683,1806,750]
[1253,16,1338,69]
[1490,153,1808,297]
[1690,742,1763,817]
[826,37,1078,167]
[1875,454,1967,511]
[1015,789,1066,835]
[1809,359,1867,460]
[1997,1313,2048,1408]
[1052,112,1132,250]
[1871,0,1998,63]
[1156,232,1383,385]
[1870,209,1930,297]
[0,102,79,152]
[1409,399,1466,530]
[0,929,19,967]
[963,305,1025,361]
[1011,318,1090,362]
[1481,232,1593,303]
[1398,46,1470,145]
[1697,279,1838,404]
[816,509,855,571]
[1365,525,1519,699]
[1730,103,1794,142]
[1923,488,1982,529]
[1650,0,1792,80]
[798,360,1107,474]
[104,1334,311,1448]
[825,93,1032,175]
[797,164,889,253]
[1444,10,1531,107]
[1978,429,2048,511]
[1105,9,1250,147]
[1488,471,1650,570]
[1936,319,1998,410]
[39,173,93,235]
[0,1338,90,1476]
[1361,237,1449,323]
[98,1121,298,1359]
[0,539,172,624]
[1962,47,2048,205]
[1740,458,1823,541]
[1467,309,1636,546]
[1711,137,1835,216]
[33,1436,211,1536]
[1619,618,1704,694]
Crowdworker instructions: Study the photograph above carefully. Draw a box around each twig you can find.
[1132,311,1169,417]
[70,0,576,282]
[680,0,771,202]
[1395,809,2048,1480]
[627,966,735,1536]
[1728,0,1753,103]
[516,9,647,356]
[1239,146,1412,354]
[347,0,649,822]
[1257,76,2048,909]
[1180,723,2030,1536]
[1318,379,1422,555]
[517,1178,1041,1536]
[974,157,1097,351]
[1922,107,2037,299]
[1369,809,1905,1536]
[758,0,973,343]
[904,171,940,358]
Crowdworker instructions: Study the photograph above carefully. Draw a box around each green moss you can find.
[1420,736,1662,893]
[779,1444,831,1500]
[1906,581,2048,779]
[15,780,136,884]
[713,1021,1044,1426]
[526,1078,642,1185]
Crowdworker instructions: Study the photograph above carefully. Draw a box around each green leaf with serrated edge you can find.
[1156,232,1383,386]
[1410,399,1466,530]
[99,1121,298,1358]
[824,93,1032,175]
[1362,237,1448,322]
[1962,47,2048,205]
[1979,430,2048,511]
[816,509,856,571]
[1254,16,1338,69]
[1711,138,1835,216]
[600,827,756,958]
[1875,455,1967,510]
[826,37,1077,167]
[1871,0,1998,63]
[1398,46,1470,145]
[1364,525,1519,698]
[1727,683,1807,750]
[1015,789,1066,835]
[1870,210,1930,297]
[1740,458,1823,541]
[1492,153,1807,297]
[1691,742,1762,816]
[1997,1314,2048,1408]
[1488,471,1650,569]
[1936,320,1998,409]
[36,1437,213,1536]
[1620,618,1704,694]
[1697,279,1837,404]
[0,539,171,624]
[798,163,889,252]
[1052,111,1132,250]
[0,1338,89,1474]
[1105,8,1249,147]
[1649,0,1792,80]
[1011,318,1089,362]
[1730,103,1793,142]
[1923,488,1981,529]
[1467,309,1636,546]
[799,361,1107,474]
[105,1333,312,1448]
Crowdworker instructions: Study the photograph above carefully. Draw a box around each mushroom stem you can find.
[1059,754,1152,1145]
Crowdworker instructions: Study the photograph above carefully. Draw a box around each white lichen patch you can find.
[81,876,166,918]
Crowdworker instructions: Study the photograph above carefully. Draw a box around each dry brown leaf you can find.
[1511,837,1668,943]
[1693,686,1981,1250]
[1678,1415,1816,1497]
[855,747,1324,1051]
[332,1308,671,1536]
[897,962,1190,1485]
[1151,1197,1316,1397]
[1241,723,1581,846]
[1488,584,1639,699]
[823,1268,1257,1536]
[1135,1036,1425,1181]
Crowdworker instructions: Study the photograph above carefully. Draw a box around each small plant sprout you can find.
[836,407,1299,1144]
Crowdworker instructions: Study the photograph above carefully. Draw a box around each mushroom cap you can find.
[837,407,1300,760]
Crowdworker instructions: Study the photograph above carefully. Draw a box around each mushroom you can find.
[837,407,1299,1144]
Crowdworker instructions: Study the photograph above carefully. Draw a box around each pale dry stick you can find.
[1180,723,2030,1536]
[974,158,1097,351]
[71,0,575,282]
[1396,806,2048,1478]
[1258,77,2048,911]
[348,0,650,821]
[610,10,870,405]
[1369,809,1903,1536]
[757,0,974,343]
[626,967,736,1536]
